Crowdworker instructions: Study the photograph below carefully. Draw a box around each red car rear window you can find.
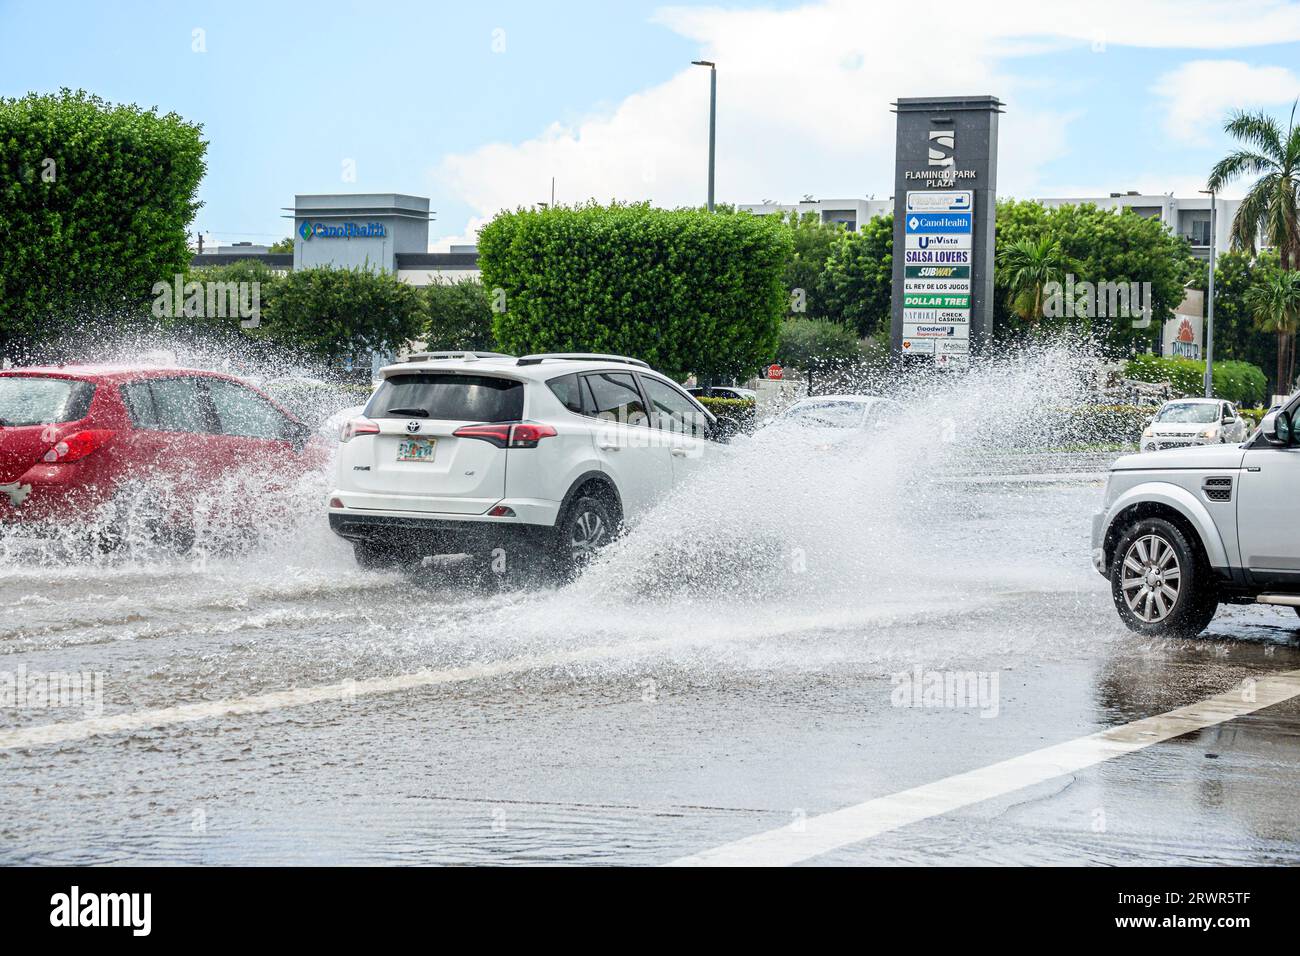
[0,376,96,426]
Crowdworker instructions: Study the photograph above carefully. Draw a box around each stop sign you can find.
[768,364,784,380]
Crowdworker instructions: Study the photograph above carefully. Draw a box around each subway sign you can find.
[297,220,387,241]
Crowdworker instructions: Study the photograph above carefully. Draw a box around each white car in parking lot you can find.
[1140,398,1250,453]
[758,395,903,435]
[327,352,721,575]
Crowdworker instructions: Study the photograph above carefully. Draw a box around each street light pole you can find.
[692,60,716,212]
[1200,188,1217,397]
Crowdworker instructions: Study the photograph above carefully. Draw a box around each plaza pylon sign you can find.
[890,96,1003,369]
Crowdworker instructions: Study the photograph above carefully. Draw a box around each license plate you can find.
[396,437,437,462]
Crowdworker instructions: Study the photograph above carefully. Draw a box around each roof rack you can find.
[405,350,514,363]
[515,353,650,369]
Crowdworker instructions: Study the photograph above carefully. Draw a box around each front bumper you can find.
[1140,435,1215,453]
[1090,511,1108,576]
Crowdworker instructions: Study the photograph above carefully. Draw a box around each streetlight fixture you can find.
[691,60,716,212]
[1199,188,1217,397]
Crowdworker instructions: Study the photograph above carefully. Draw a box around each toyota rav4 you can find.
[327,352,721,575]
[1092,391,1300,635]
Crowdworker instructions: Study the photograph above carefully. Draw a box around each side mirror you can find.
[1265,409,1294,447]
[286,419,313,451]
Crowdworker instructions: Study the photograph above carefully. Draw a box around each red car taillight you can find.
[41,429,114,463]
[453,421,557,449]
[341,418,381,443]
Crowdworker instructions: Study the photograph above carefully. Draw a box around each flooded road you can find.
[3,456,1298,865]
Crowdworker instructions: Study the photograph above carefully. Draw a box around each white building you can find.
[740,192,1244,260]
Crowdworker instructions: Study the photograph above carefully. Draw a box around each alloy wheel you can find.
[1120,533,1182,623]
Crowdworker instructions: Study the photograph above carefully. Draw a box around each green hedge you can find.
[0,89,207,357]
[1123,354,1268,408]
[696,396,757,433]
[478,203,792,383]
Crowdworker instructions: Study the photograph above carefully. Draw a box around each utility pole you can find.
[1200,189,1216,397]
[692,60,716,212]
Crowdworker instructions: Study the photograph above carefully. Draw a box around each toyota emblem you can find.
[406,420,420,434]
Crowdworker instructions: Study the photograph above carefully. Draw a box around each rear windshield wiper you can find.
[384,407,430,417]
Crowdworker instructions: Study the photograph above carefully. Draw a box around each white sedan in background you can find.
[758,395,904,436]
[1139,398,1251,452]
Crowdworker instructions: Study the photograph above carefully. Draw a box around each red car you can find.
[0,364,324,547]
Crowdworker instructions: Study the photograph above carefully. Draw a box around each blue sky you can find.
[3,0,1300,249]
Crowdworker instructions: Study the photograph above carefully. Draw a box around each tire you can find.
[1110,517,1218,637]
[553,494,616,580]
[353,540,400,571]
[92,484,193,556]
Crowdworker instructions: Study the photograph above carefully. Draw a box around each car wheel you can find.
[353,540,399,571]
[1110,517,1217,637]
[555,495,615,579]
[92,484,193,556]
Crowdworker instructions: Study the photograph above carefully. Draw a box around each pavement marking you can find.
[0,637,686,752]
[668,667,1300,867]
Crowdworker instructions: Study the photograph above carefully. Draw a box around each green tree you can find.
[1208,103,1300,390]
[775,211,844,319]
[0,89,207,359]
[1243,266,1300,391]
[478,203,791,382]
[424,277,497,351]
[996,235,1073,324]
[260,267,425,362]
[774,317,863,371]
[820,214,893,337]
[268,237,294,254]
[1208,104,1300,267]
[1188,249,1281,389]
[993,200,1195,352]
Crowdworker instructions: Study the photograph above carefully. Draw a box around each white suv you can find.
[327,352,720,574]
[1092,392,1300,635]
[1139,398,1250,453]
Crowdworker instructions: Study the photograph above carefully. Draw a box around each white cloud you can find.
[430,0,1300,248]
[1151,59,1300,145]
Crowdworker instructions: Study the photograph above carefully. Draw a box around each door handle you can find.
[671,448,689,457]
[598,443,621,451]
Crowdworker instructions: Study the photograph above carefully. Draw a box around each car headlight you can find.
[1142,427,1154,438]
[1200,427,1220,439]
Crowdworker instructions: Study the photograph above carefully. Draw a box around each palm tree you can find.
[1208,104,1300,266]
[1243,268,1300,391]
[1208,103,1300,393]
[996,235,1072,323]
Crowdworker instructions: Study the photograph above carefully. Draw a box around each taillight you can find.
[341,418,381,443]
[42,429,114,463]
[453,421,557,449]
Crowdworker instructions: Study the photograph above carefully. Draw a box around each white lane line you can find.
[0,637,685,752]
[669,668,1300,867]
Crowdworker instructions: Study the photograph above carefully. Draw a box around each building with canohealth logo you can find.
[192,193,480,284]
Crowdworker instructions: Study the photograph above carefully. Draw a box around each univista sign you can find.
[298,220,387,241]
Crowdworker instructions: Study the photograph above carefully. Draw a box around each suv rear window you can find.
[367,373,524,423]
[0,376,95,426]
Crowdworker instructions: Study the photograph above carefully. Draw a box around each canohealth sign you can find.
[298,220,387,241]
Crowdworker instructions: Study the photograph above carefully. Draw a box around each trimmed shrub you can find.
[478,203,792,383]
[1123,354,1268,408]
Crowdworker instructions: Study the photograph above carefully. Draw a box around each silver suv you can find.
[1092,392,1300,635]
